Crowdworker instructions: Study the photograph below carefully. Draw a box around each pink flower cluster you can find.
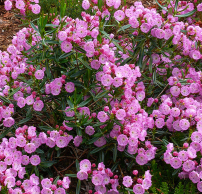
[77,159,152,194]
[0,125,72,193]
[4,0,41,15]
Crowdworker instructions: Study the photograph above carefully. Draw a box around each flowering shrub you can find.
[1,0,202,193]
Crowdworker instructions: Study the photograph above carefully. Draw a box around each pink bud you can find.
[133,170,138,175]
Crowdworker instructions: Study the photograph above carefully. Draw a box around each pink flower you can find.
[155,118,165,128]
[179,119,190,130]
[136,154,148,165]
[140,23,150,33]
[170,86,180,97]
[113,77,123,87]
[77,170,88,180]
[116,109,126,120]
[129,17,139,28]
[178,151,188,162]
[26,95,34,105]
[92,174,103,186]
[123,176,133,187]
[114,10,125,21]
[117,134,128,146]
[170,157,182,169]
[197,181,202,192]
[183,160,195,172]
[35,70,44,80]
[91,60,101,70]
[30,155,41,166]
[62,177,71,189]
[41,178,52,189]
[85,126,95,136]
[61,41,72,53]
[16,0,25,9]
[94,137,106,147]
[24,143,36,153]
[189,171,200,184]
[55,188,65,194]
[101,74,113,86]
[3,117,15,127]
[31,4,41,14]
[82,0,90,10]
[181,86,190,96]
[133,184,145,194]
[17,97,26,108]
[97,111,108,122]
[142,178,152,189]
[73,135,83,147]
[4,0,12,11]
[65,82,75,93]
[33,100,44,111]
[56,136,69,148]
[197,3,202,11]
[58,31,67,41]
[80,159,91,172]
[51,85,61,96]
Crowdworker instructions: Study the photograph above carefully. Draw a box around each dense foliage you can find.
[1,0,202,193]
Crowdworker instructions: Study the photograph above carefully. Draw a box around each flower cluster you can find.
[77,159,152,194]
[4,0,41,15]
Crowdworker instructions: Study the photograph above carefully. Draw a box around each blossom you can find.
[33,100,44,111]
[61,41,72,53]
[85,126,95,136]
[116,109,126,120]
[31,4,41,14]
[77,170,88,180]
[65,82,75,93]
[170,157,182,169]
[117,134,128,146]
[133,184,145,194]
[123,176,133,187]
[30,155,41,166]
[97,111,108,122]
[35,70,44,80]
[80,159,91,172]
[114,10,125,21]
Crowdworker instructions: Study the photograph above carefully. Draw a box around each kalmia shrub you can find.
[1,0,202,193]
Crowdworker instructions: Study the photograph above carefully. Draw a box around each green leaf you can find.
[70,69,86,78]
[78,97,92,107]
[113,144,117,162]
[65,174,77,177]
[76,180,81,194]
[174,0,179,11]
[0,127,13,139]
[87,136,101,144]
[30,22,40,35]
[175,9,197,18]
[0,96,11,104]
[18,116,33,125]
[149,56,153,73]
[8,87,22,98]
[124,150,136,160]
[59,51,74,59]
[155,0,168,11]
[40,161,57,168]
[111,162,119,172]
[39,126,54,131]
[117,24,131,33]
[95,90,109,99]
[53,176,60,185]
[77,58,92,70]
[35,148,44,154]
[89,145,106,155]
[76,159,80,171]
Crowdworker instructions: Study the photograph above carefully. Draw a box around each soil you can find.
[0,0,156,52]
[0,4,22,51]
